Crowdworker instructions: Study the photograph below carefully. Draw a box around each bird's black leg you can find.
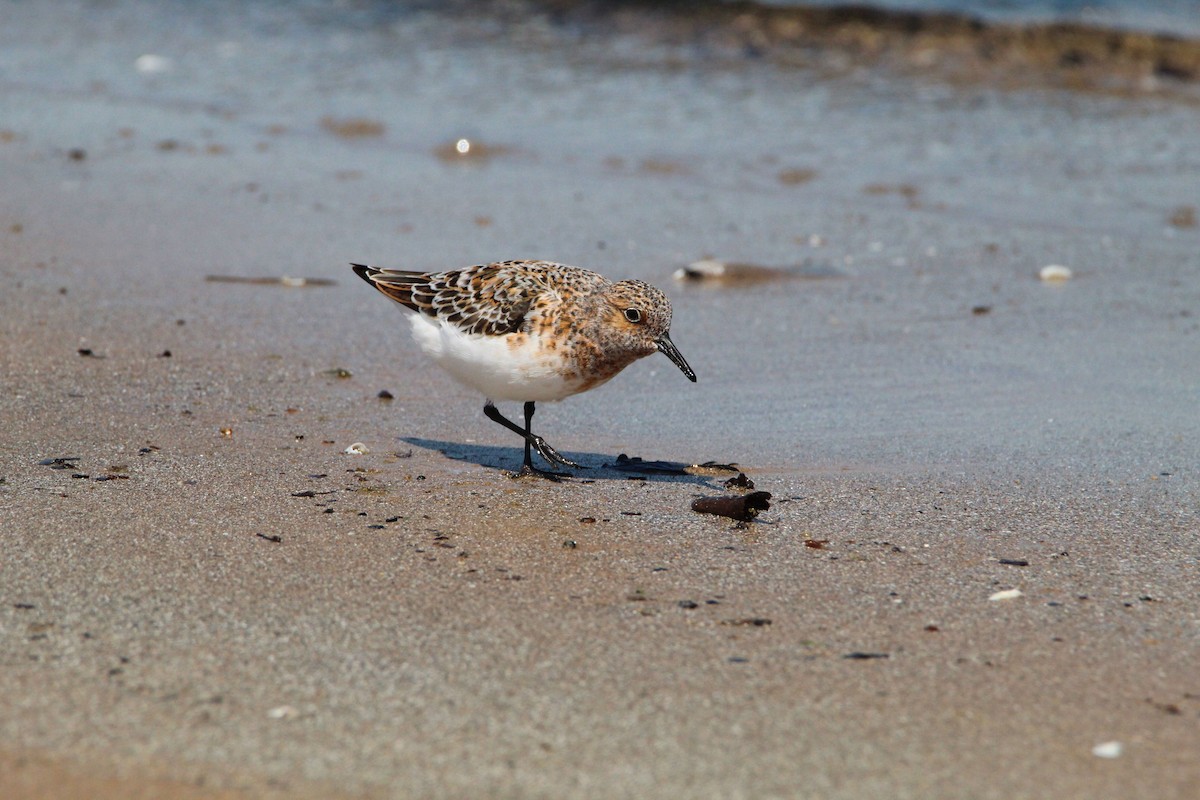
[482,400,583,479]
[520,401,536,471]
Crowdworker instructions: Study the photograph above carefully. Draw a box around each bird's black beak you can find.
[657,333,697,382]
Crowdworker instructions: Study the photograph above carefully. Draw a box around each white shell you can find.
[1039,264,1073,282]
[135,54,172,74]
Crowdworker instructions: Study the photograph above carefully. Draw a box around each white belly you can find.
[407,314,584,402]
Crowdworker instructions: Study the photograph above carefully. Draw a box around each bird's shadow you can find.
[402,437,732,487]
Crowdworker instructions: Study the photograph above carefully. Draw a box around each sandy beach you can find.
[2,1,1199,797]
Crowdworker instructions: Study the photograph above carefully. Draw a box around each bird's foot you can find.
[512,464,572,482]
[530,436,586,470]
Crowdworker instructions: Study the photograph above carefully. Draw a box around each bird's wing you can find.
[351,261,550,337]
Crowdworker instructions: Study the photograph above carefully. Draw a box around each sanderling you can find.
[352,260,696,479]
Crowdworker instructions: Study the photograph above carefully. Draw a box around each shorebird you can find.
[352,260,696,479]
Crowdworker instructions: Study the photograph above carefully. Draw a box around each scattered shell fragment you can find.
[267,705,299,720]
[344,442,369,455]
[674,258,842,286]
[135,54,172,74]
[1039,264,1073,282]
[205,275,336,287]
[434,138,513,163]
[1092,741,1123,759]
[988,588,1024,601]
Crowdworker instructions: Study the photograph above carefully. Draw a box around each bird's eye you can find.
[624,308,642,324]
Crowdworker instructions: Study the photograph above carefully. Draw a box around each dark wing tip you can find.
[350,263,376,284]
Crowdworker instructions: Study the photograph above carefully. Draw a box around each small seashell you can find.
[988,588,1023,601]
[135,54,173,74]
[674,259,728,281]
[344,442,368,455]
[1091,741,1122,759]
[1039,264,1073,282]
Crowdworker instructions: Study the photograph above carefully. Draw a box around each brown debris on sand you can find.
[692,490,772,522]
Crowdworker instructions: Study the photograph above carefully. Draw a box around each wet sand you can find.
[2,1,1199,798]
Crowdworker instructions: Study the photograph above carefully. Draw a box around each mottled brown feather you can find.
[353,261,572,337]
